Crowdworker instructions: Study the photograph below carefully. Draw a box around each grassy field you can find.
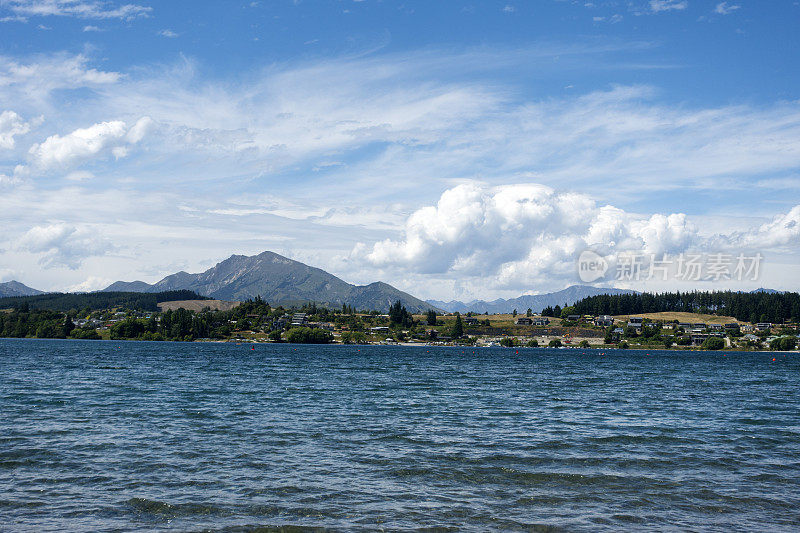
[613,311,742,324]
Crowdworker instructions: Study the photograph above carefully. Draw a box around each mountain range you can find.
[427,285,638,314]
[0,281,43,298]
[101,251,439,313]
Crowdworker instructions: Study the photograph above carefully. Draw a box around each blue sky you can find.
[1,0,799,299]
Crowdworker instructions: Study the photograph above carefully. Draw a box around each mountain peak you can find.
[101,250,437,312]
[0,280,44,298]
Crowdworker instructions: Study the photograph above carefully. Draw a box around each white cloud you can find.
[714,2,740,15]
[157,29,178,38]
[356,181,800,290]
[65,170,94,181]
[720,206,800,250]
[0,110,30,149]
[26,116,151,171]
[16,223,114,269]
[593,14,623,23]
[502,5,515,13]
[64,275,112,292]
[2,0,151,20]
[649,0,688,12]
[358,182,697,283]
[1,49,800,295]
[0,172,21,186]
[0,54,121,105]
[82,24,102,31]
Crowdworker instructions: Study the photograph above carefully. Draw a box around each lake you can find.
[1,339,798,531]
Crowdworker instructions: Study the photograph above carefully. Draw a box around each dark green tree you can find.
[450,312,464,338]
[426,309,438,326]
[701,337,725,350]
[388,300,413,328]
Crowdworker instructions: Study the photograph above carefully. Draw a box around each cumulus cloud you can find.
[716,206,800,250]
[0,110,30,149]
[26,116,152,171]
[16,223,114,269]
[2,0,151,20]
[356,182,800,289]
[357,182,696,285]
[64,275,112,292]
[649,0,688,12]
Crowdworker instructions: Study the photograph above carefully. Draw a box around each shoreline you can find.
[0,336,796,354]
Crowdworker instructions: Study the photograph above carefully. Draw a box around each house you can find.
[611,327,624,341]
[627,317,643,332]
[743,334,759,342]
[691,333,709,345]
[755,323,772,332]
[464,317,479,326]
[724,323,739,330]
[291,313,308,326]
[370,326,389,333]
[595,315,614,327]
[566,314,581,322]
[677,322,692,331]
[709,323,725,331]
[532,317,550,326]
[692,323,708,330]
[515,317,532,325]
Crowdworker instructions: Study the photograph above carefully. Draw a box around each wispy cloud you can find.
[649,0,688,13]
[157,28,178,38]
[1,48,799,295]
[714,2,740,15]
[1,0,151,20]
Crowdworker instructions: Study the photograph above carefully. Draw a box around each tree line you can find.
[571,290,800,323]
[0,290,207,313]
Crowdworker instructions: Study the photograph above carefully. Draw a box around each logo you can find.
[577,250,609,282]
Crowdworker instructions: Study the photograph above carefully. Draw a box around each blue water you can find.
[1,339,799,532]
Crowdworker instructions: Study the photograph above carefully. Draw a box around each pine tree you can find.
[450,313,463,338]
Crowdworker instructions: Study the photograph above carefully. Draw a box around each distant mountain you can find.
[751,288,783,294]
[0,280,43,298]
[102,280,154,292]
[428,285,637,314]
[101,251,439,313]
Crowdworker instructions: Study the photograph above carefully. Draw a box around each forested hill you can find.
[571,291,800,324]
[0,290,208,313]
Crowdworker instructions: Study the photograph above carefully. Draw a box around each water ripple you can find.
[1,340,799,531]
